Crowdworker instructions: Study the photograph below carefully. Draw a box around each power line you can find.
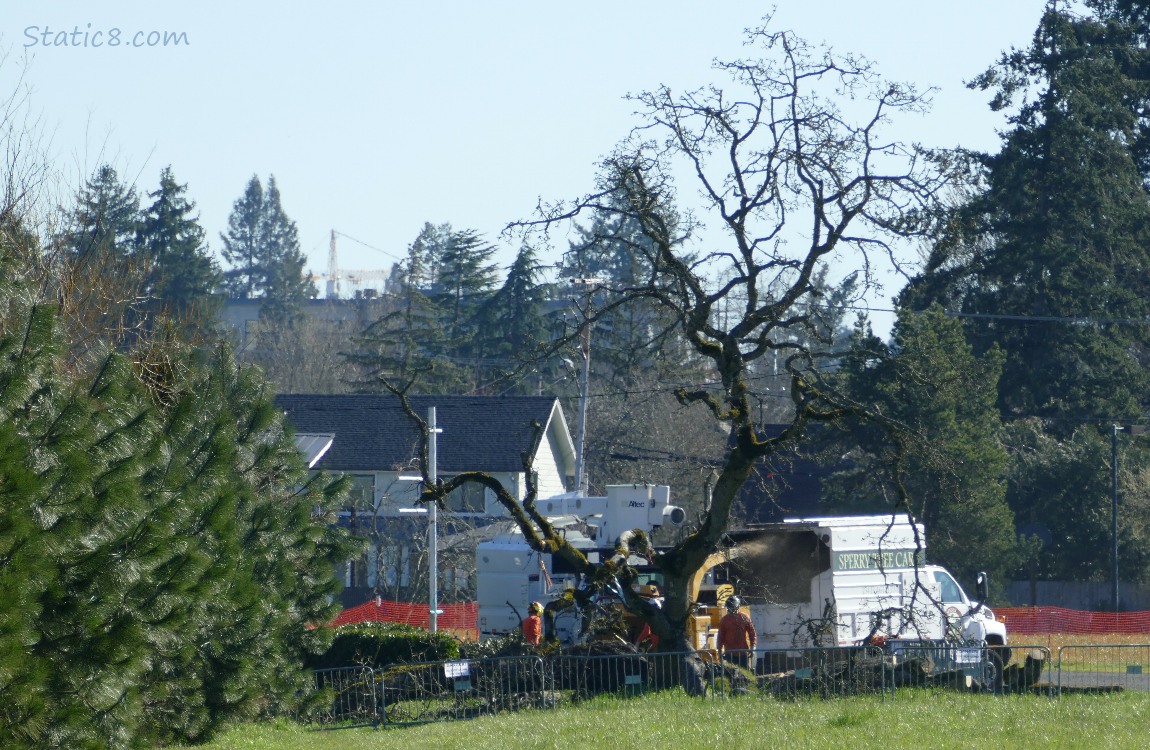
[815,302,1150,326]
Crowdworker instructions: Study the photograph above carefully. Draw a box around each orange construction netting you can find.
[996,606,1150,635]
[331,598,478,637]
[329,601,1150,638]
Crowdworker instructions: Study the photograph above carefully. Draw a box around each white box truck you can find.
[477,495,1008,669]
[695,514,1008,663]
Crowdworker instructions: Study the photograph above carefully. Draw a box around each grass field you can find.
[1011,633,1150,651]
[190,690,1150,750]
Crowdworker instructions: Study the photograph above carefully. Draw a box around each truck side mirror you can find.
[975,571,989,603]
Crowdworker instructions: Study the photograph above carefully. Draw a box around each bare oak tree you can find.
[400,22,948,690]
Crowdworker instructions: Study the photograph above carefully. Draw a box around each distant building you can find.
[219,296,385,351]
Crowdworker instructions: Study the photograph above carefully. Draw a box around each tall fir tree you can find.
[137,166,222,326]
[349,223,502,393]
[824,306,1016,588]
[559,199,693,383]
[219,174,315,324]
[434,227,499,362]
[258,176,316,326]
[471,242,550,392]
[902,4,1150,426]
[220,175,264,300]
[61,164,140,262]
[56,165,150,348]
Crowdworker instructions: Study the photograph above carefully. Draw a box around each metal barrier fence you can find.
[751,646,889,698]
[550,651,704,703]
[308,642,1148,728]
[310,666,380,728]
[1057,644,1150,695]
[379,656,549,726]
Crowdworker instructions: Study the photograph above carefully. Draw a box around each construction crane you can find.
[308,230,396,299]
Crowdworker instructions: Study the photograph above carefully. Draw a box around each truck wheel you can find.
[991,645,1012,667]
[984,649,1005,693]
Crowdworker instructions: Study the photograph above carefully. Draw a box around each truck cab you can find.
[928,566,1009,657]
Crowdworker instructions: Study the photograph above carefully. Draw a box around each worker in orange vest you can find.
[522,601,544,646]
[635,583,663,651]
[717,595,756,669]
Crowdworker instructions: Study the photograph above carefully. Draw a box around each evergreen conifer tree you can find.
[137,166,223,326]
[348,223,500,393]
[0,224,352,749]
[220,175,265,300]
[257,176,316,326]
[471,242,550,390]
[220,175,316,325]
[56,165,151,347]
[902,5,1150,425]
[0,242,57,748]
[824,306,1015,586]
[434,227,498,368]
[61,164,140,262]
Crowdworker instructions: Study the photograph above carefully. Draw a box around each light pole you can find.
[428,406,439,633]
[399,406,443,633]
[1111,424,1146,613]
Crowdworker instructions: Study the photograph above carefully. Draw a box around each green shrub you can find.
[310,623,461,669]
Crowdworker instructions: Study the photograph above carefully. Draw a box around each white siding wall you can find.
[533,424,569,498]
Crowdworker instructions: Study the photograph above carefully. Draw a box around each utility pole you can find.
[1112,424,1120,614]
[570,278,604,495]
[428,406,439,633]
[574,323,592,495]
[401,409,443,632]
[1111,423,1147,613]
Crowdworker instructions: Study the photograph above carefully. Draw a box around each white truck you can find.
[476,492,1008,668]
[696,514,1009,663]
[476,484,684,643]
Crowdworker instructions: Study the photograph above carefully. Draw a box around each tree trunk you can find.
[664,631,709,697]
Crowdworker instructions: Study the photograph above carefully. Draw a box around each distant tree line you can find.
[57,166,318,340]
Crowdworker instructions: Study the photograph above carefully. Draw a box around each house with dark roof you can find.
[275,394,576,606]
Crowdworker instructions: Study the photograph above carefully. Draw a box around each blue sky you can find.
[7,1,1048,314]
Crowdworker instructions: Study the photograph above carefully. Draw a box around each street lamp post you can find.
[1111,424,1147,613]
[398,406,443,633]
[428,406,439,633]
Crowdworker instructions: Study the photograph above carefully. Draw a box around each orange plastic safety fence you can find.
[996,606,1150,635]
[331,599,478,632]
[331,602,1150,638]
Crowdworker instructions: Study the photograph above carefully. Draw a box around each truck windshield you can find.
[933,570,967,604]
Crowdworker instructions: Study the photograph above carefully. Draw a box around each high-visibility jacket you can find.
[717,611,756,652]
[522,614,542,645]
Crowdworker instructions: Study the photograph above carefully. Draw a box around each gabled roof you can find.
[293,433,335,468]
[275,394,568,473]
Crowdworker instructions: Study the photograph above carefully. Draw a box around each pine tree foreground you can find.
[0,225,353,749]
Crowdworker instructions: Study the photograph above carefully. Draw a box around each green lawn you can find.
[191,690,1149,750]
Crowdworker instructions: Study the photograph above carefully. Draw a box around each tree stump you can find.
[1003,649,1046,692]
